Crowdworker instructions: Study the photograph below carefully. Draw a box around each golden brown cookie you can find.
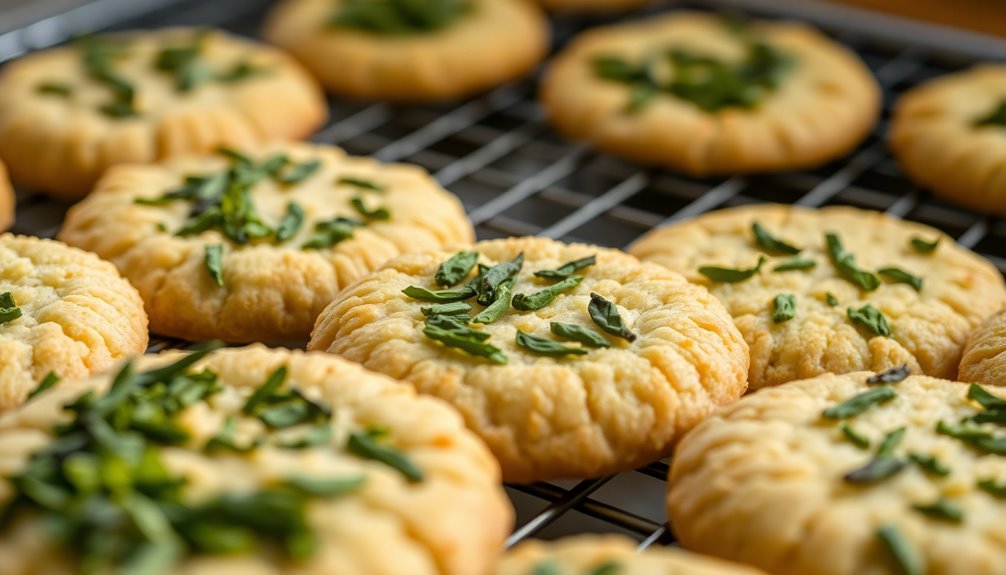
[263,0,549,101]
[57,142,474,344]
[0,345,512,575]
[308,237,749,483]
[498,535,769,574]
[959,308,1006,387]
[0,234,147,411]
[890,65,1006,216]
[0,28,326,199]
[668,371,1006,575]
[540,12,880,175]
[629,204,1006,390]
[0,159,13,231]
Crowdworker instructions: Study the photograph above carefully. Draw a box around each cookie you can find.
[0,344,512,575]
[0,27,326,199]
[0,234,147,411]
[536,0,651,15]
[668,371,1006,575]
[890,65,1006,216]
[630,204,1006,390]
[540,12,880,175]
[262,0,549,101]
[959,309,1006,387]
[0,159,13,231]
[308,237,749,483]
[58,142,474,344]
[498,535,768,574]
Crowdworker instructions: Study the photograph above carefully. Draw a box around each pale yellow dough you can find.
[498,535,768,574]
[309,237,749,483]
[0,27,326,198]
[540,12,880,175]
[0,159,13,231]
[890,65,1006,216]
[0,345,512,575]
[0,234,147,411]
[668,372,1006,575]
[630,204,1006,389]
[263,0,549,101]
[57,142,474,344]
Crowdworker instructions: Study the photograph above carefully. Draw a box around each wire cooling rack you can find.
[4,0,1006,551]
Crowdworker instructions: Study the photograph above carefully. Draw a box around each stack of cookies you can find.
[0,3,1004,574]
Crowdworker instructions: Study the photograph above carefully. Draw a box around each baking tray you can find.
[3,0,1006,550]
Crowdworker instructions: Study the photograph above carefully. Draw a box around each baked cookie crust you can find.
[308,237,749,483]
[0,159,13,232]
[0,234,147,411]
[263,0,549,101]
[630,204,1006,389]
[57,142,474,344]
[890,65,1006,216]
[0,27,326,199]
[540,12,880,175]
[959,309,1006,387]
[0,345,512,575]
[498,535,768,574]
[668,372,1006,575]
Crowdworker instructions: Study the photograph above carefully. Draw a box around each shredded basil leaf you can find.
[337,177,385,192]
[977,478,1006,498]
[822,386,897,419]
[908,453,950,477]
[840,423,870,449]
[878,267,922,291]
[912,498,963,523]
[876,524,923,575]
[37,82,73,96]
[328,0,472,35]
[534,255,597,280]
[403,285,475,303]
[420,302,472,317]
[476,253,524,306]
[276,159,321,186]
[772,293,796,323]
[350,195,390,220]
[826,292,839,307]
[512,276,583,311]
[275,203,305,243]
[773,257,816,272]
[435,251,479,287]
[974,98,1006,128]
[753,221,801,254]
[471,279,512,324]
[848,305,891,337]
[515,330,589,357]
[422,318,507,364]
[910,236,940,254]
[698,255,766,283]
[936,421,1006,455]
[26,372,60,401]
[204,244,224,287]
[843,427,906,484]
[301,217,365,249]
[550,322,610,348]
[826,233,879,291]
[0,291,22,325]
[588,293,636,342]
[347,427,423,482]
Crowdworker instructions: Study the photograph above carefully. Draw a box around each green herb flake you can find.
[588,293,636,342]
[772,293,796,323]
[0,291,22,325]
[843,427,907,484]
[347,428,423,482]
[877,524,923,575]
[967,383,1006,411]
[512,276,583,311]
[283,475,366,497]
[974,98,1006,128]
[534,255,597,280]
[910,236,940,254]
[826,292,839,307]
[402,285,475,303]
[826,233,880,291]
[550,322,610,348]
[26,372,60,401]
[977,478,1006,498]
[908,453,951,477]
[420,302,472,317]
[204,244,224,287]
[698,255,766,283]
[867,365,910,385]
[752,221,801,254]
[515,330,589,358]
[589,561,623,575]
[328,0,472,35]
[277,159,321,186]
[423,317,506,364]
[203,416,260,454]
[822,386,897,419]
[350,195,390,220]
[840,423,870,449]
[337,176,385,192]
[912,498,964,523]
[471,279,512,325]
[476,253,524,306]
[301,217,364,249]
[773,257,816,272]
[878,267,923,291]
[848,305,892,337]
[275,203,305,243]
[532,559,561,575]
[217,60,269,83]
[936,421,1006,455]
[37,82,73,96]
[435,251,479,287]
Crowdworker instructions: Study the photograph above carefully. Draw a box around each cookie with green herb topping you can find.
[308,236,748,483]
[0,234,147,411]
[0,344,512,574]
[262,0,548,101]
[540,12,879,175]
[535,0,651,14]
[630,204,1006,390]
[0,159,13,232]
[891,65,1006,217]
[0,27,326,199]
[57,142,473,343]
[498,535,767,575]
[668,371,1006,575]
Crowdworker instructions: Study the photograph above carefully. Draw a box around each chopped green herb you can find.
[844,428,907,484]
[423,317,506,364]
[877,524,923,575]
[216,60,269,83]
[471,279,512,324]
[328,0,472,35]
[283,475,365,497]
[476,253,524,306]
[534,255,597,280]
[512,276,583,311]
[826,292,839,307]
[752,221,801,254]
[402,285,475,303]
[936,421,1006,455]
[26,372,60,401]
[588,293,636,342]
[867,365,910,385]
[772,293,796,323]
[977,478,1006,498]
[420,302,472,317]
[550,322,610,348]
[773,257,816,272]
[37,82,73,96]
[532,559,561,575]
[0,291,22,325]
[154,33,211,93]
[974,98,1006,128]
[822,386,897,419]
[912,498,963,523]
[337,176,384,192]
[435,251,479,287]
[826,233,879,291]
[275,423,333,450]
[698,255,766,283]
[204,244,224,287]
[350,195,390,220]
[878,267,922,291]
[840,423,870,449]
[276,159,321,186]
[848,305,891,337]
[301,217,365,249]
[275,203,305,243]
[203,417,259,454]
[908,453,951,477]
[347,428,423,482]
[967,383,1006,411]
[516,330,589,358]
[910,236,940,254]
[588,561,623,575]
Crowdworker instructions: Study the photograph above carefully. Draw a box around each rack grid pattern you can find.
[4,0,1006,551]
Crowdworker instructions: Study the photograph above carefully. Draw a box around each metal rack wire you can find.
[4,0,1006,551]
